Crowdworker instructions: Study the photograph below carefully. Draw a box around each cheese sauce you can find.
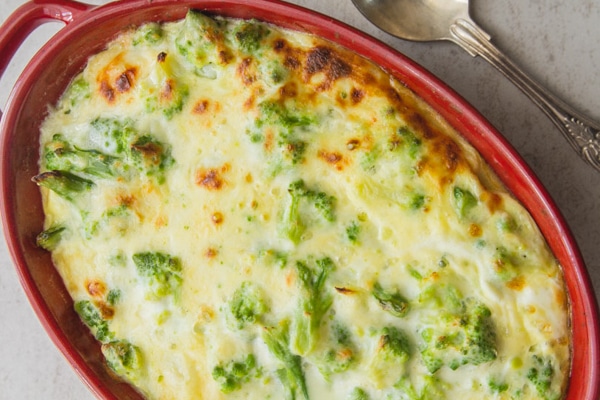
[35,11,570,400]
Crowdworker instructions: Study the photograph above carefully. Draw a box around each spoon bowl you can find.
[352,0,600,171]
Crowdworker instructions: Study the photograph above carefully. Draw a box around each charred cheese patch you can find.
[35,11,570,400]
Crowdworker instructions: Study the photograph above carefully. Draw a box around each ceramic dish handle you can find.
[0,0,94,119]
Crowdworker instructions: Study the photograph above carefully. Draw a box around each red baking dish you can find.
[1,0,598,398]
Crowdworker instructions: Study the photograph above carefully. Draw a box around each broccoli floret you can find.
[372,281,410,318]
[143,52,189,119]
[43,134,122,178]
[212,354,258,393]
[36,225,66,251]
[453,186,477,218]
[346,221,360,243]
[254,100,315,166]
[395,375,448,400]
[348,387,370,400]
[89,117,174,182]
[258,249,288,269]
[32,170,94,202]
[106,289,121,306]
[229,282,268,328]
[129,135,175,180]
[132,22,163,45]
[132,252,182,298]
[488,378,509,394]
[262,322,309,400]
[281,180,336,244]
[74,300,113,343]
[526,355,560,400]
[291,257,335,355]
[368,326,412,387]
[233,20,270,53]
[419,298,497,373]
[317,322,356,378]
[389,126,421,159]
[101,340,143,382]
[63,76,90,108]
[175,10,228,76]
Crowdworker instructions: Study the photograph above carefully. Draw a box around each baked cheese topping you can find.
[35,11,570,400]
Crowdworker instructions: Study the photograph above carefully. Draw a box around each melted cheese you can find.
[36,12,570,400]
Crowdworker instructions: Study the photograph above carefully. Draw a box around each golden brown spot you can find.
[273,38,287,52]
[243,95,256,111]
[279,82,298,100]
[506,276,526,291]
[196,168,225,190]
[117,194,135,208]
[350,87,365,104]
[237,57,256,86]
[245,173,253,183]
[346,139,361,151]
[318,149,346,170]
[205,248,218,258]
[264,129,274,152]
[218,50,232,65]
[284,56,300,70]
[334,287,357,295]
[115,68,136,93]
[95,301,114,319]
[304,46,352,91]
[86,280,107,298]
[157,52,167,62]
[482,192,503,213]
[211,212,224,225]
[438,137,462,172]
[526,305,537,314]
[160,79,174,101]
[154,215,167,228]
[100,80,115,103]
[131,141,162,166]
[193,99,210,114]
[468,223,482,237]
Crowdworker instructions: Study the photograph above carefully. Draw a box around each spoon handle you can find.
[449,18,600,171]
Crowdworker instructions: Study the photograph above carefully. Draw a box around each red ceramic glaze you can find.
[1,1,598,399]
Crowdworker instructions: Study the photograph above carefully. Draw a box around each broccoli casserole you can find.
[33,10,570,400]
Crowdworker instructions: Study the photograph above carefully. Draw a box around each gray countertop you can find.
[1,0,599,398]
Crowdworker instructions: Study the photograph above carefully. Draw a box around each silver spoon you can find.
[351,0,600,171]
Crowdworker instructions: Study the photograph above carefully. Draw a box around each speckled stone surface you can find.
[1,0,599,398]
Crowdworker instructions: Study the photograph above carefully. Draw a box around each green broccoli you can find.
[36,225,66,251]
[253,100,315,166]
[452,186,477,218]
[262,322,309,400]
[372,281,410,318]
[317,322,356,378]
[132,252,183,298]
[90,117,174,182]
[101,340,143,382]
[389,126,422,159]
[526,355,559,400]
[175,10,227,76]
[212,354,258,393]
[345,220,360,243]
[32,170,94,202]
[291,257,335,355]
[143,52,189,120]
[419,297,497,373]
[43,134,122,178]
[368,326,412,387]
[229,282,268,328]
[348,387,370,400]
[233,20,270,53]
[395,375,448,400]
[280,180,336,244]
[74,300,113,343]
[132,22,163,45]
[63,76,90,108]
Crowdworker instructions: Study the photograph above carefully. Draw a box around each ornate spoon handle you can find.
[449,18,600,171]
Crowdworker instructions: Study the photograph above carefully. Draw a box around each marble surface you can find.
[1,0,599,398]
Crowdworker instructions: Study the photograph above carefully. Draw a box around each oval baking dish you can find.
[1,0,598,399]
